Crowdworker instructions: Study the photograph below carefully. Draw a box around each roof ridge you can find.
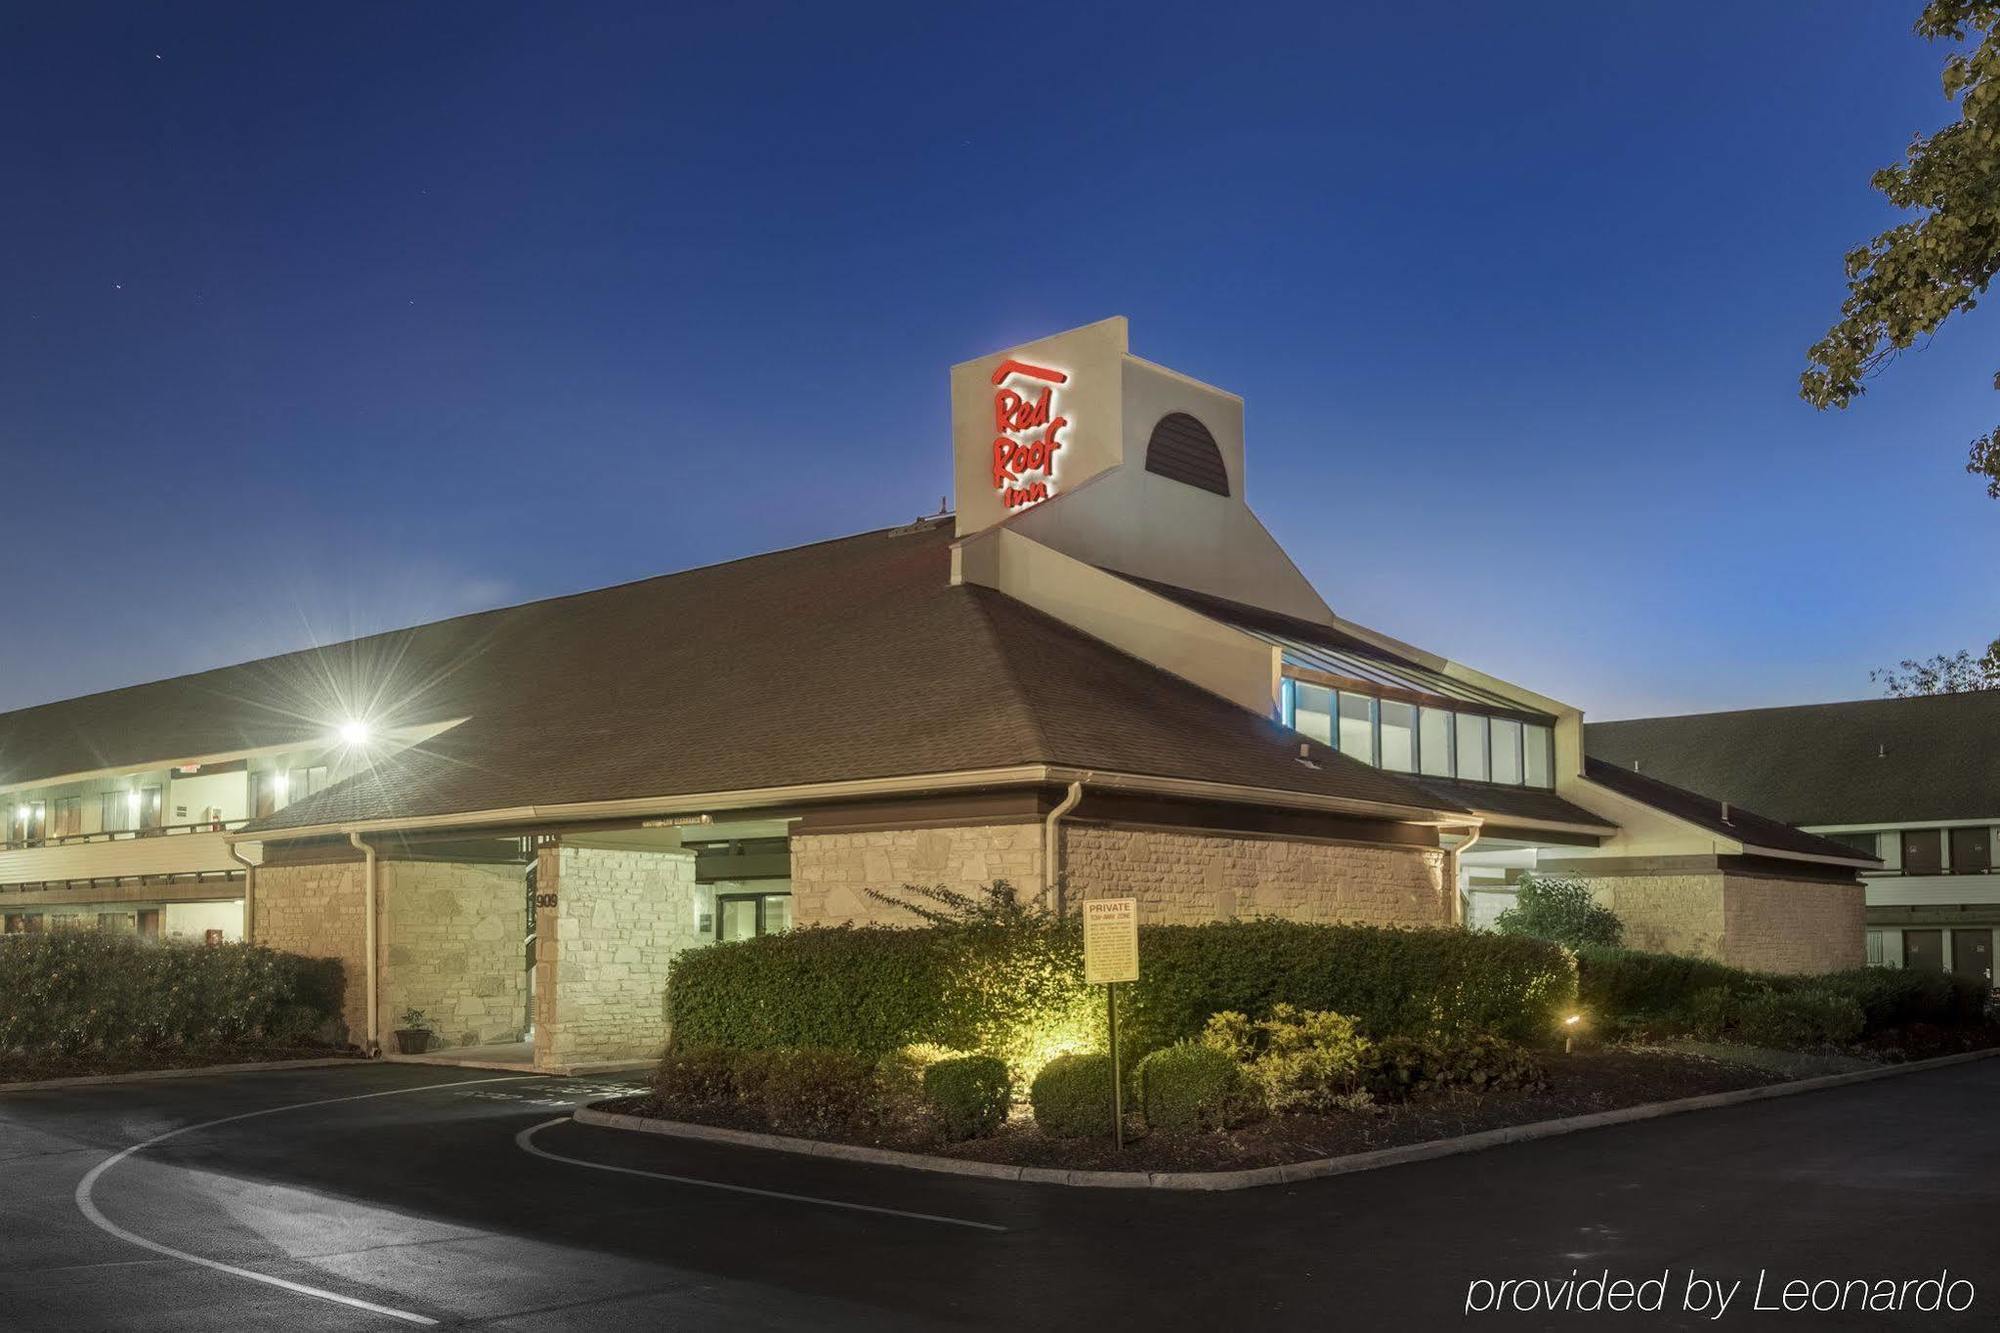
[1590,688,2000,726]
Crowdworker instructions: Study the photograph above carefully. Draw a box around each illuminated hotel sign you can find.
[990,358,1069,511]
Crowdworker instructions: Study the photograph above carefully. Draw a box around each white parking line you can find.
[75,1073,545,1327]
[516,1118,1007,1233]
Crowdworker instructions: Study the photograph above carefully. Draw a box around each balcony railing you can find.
[0,821,250,894]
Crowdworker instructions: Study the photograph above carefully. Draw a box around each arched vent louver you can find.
[1144,412,1230,497]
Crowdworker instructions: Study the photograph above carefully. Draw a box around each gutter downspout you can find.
[1447,824,1482,928]
[225,841,258,942]
[348,831,380,1057]
[1043,776,1087,915]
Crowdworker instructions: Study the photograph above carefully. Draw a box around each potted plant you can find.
[394,1008,434,1055]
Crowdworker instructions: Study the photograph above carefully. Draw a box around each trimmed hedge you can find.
[760,1048,879,1137]
[1030,1052,1115,1137]
[0,933,343,1054]
[1577,946,1987,1038]
[665,919,1578,1073]
[922,1054,1012,1140]
[1135,1042,1259,1131]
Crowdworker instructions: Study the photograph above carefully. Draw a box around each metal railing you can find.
[2,818,254,852]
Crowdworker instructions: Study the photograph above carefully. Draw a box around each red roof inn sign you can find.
[990,358,1069,511]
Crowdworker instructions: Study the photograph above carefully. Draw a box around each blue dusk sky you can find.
[3,2,1995,720]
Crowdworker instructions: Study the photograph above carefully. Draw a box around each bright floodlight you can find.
[338,720,371,746]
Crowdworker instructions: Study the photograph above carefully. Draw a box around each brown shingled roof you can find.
[1,520,1469,836]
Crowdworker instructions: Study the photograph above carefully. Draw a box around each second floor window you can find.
[51,796,81,838]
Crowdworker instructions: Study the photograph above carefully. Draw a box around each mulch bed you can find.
[600,1046,1798,1174]
[0,1044,359,1085]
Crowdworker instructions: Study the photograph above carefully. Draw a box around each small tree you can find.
[1871,641,2000,696]
[861,878,1061,926]
[1494,874,1623,950]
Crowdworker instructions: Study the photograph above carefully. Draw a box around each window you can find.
[102,791,132,833]
[1418,708,1453,777]
[289,766,329,801]
[716,892,794,942]
[135,786,163,832]
[1523,723,1552,788]
[1489,719,1524,785]
[251,771,277,819]
[1950,827,1991,873]
[1294,682,1333,745]
[1378,700,1416,772]
[11,802,46,844]
[1826,831,1880,859]
[1865,929,1890,967]
[1901,829,1943,875]
[1337,692,1377,764]
[51,796,82,838]
[1455,713,1489,781]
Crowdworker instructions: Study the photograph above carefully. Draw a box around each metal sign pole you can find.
[1108,980,1123,1150]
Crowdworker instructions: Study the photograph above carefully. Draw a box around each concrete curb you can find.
[0,1056,363,1095]
[571,1045,2000,1192]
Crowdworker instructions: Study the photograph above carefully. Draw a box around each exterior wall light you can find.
[338,721,371,746]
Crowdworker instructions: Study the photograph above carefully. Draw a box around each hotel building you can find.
[0,318,1875,1069]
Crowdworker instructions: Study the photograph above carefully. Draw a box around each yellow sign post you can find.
[1082,898,1140,1148]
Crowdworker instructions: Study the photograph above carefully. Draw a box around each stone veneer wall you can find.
[791,825,1044,925]
[380,861,527,1049]
[1062,824,1449,925]
[1578,872,1865,974]
[536,844,706,1069]
[789,821,1448,928]
[254,860,368,1043]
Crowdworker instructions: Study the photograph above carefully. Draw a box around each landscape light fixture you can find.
[1563,1012,1582,1055]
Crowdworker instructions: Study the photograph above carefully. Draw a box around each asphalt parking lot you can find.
[1,1057,1994,1330]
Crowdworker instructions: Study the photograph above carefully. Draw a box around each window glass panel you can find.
[1378,701,1416,772]
[1455,714,1489,781]
[1949,827,1991,873]
[52,797,82,838]
[138,787,162,830]
[1337,692,1377,764]
[763,894,794,934]
[1901,830,1943,875]
[1280,677,1296,728]
[1293,682,1333,745]
[102,792,131,833]
[1865,929,1888,967]
[1827,831,1880,858]
[1490,719,1524,785]
[1523,723,1552,788]
[1418,709,1453,777]
[718,897,760,942]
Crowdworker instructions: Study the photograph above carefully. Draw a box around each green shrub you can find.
[653,1044,737,1110]
[1135,1042,1261,1131]
[1734,988,1866,1049]
[730,1048,781,1110]
[922,1054,1012,1140]
[760,1048,881,1137]
[1364,1032,1548,1102]
[1201,1005,1372,1114]
[1805,968,1986,1030]
[1030,1052,1116,1138]
[665,917,1577,1075]
[0,933,343,1054]
[1576,946,1754,1025]
[1687,985,1738,1040]
[1495,874,1623,949]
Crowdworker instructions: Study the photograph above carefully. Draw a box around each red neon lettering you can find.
[990,358,1068,387]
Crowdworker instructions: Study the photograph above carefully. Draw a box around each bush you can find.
[731,1048,782,1110]
[1733,989,1866,1049]
[1135,1042,1261,1131]
[922,1054,1012,1140]
[1495,874,1623,949]
[1806,968,1986,1030]
[1030,1052,1116,1138]
[665,917,1577,1075]
[1364,1033,1548,1102]
[1576,947,1754,1028]
[0,933,343,1055]
[760,1048,881,1137]
[653,1044,738,1109]
[1201,1005,1372,1114]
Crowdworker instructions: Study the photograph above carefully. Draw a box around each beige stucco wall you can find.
[1064,824,1449,925]
[535,844,707,1070]
[1579,872,1865,974]
[380,861,527,1049]
[791,825,1045,926]
[254,860,367,1043]
[790,821,1448,929]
